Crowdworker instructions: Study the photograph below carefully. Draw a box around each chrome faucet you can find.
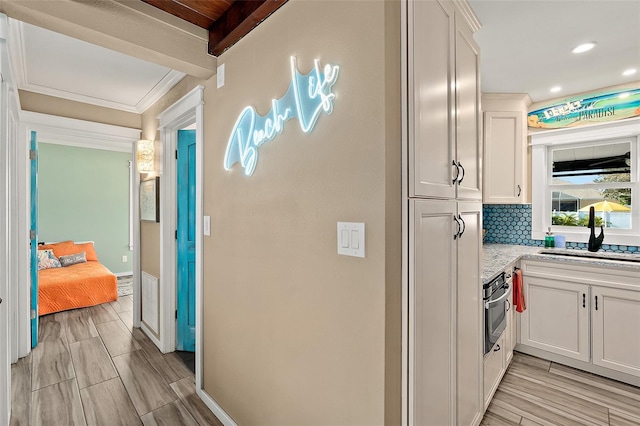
[587,206,604,252]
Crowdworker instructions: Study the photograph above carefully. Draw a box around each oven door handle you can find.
[484,286,512,310]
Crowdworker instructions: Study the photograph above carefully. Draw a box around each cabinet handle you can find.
[506,300,511,312]
[517,184,522,197]
[583,293,586,308]
[458,215,466,238]
[453,215,461,240]
[457,161,465,184]
[452,160,459,184]
[595,295,598,311]
[493,344,501,352]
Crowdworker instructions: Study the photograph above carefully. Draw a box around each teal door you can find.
[176,130,196,352]
[30,131,38,348]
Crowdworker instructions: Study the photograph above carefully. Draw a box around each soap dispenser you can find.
[545,227,555,248]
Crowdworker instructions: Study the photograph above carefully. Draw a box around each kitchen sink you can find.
[537,249,640,263]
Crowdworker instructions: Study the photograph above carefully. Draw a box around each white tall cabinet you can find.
[406,1,482,425]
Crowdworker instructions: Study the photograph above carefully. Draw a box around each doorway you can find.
[176,127,196,371]
[156,86,204,388]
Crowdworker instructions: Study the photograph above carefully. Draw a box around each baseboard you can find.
[140,322,162,351]
[196,387,237,426]
[115,271,133,277]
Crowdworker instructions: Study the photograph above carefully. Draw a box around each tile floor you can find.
[9,295,223,426]
[481,352,640,425]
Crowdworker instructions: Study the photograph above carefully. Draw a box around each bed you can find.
[37,240,118,316]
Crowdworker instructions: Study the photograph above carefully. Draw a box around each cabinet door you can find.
[408,0,456,199]
[592,286,640,378]
[454,17,482,200]
[483,334,504,410]
[520,276,590,362]
[483,111,524,203]
[505,278,514,364]
[456,202,482,426]
[409,199,457,426]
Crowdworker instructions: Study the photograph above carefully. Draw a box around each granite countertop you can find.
[482,244,540,284]
[482,244,640,284]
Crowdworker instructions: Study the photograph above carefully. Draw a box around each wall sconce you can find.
[136,139,155,173]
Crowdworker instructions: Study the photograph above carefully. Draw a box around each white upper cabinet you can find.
[454,19,482,200]
[482,94,531,204]
[408,0,481,200]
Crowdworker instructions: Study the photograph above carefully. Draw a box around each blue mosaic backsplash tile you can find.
[482,204,640,254]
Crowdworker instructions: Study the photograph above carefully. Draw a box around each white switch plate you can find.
[122,255,127,263]
[337,222,365,258]
[216,63,225,88]
[203,215,211,236]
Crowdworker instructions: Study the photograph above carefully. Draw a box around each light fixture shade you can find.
[136,139,155,173]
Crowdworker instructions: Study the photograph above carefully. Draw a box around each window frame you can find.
[531,119,640,246]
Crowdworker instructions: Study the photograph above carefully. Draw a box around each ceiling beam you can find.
[0,0,217,79]
[208,0,288,56]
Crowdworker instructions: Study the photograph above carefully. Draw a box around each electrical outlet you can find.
[122,255,128,263]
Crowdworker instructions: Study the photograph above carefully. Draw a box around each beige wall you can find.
[19,90,141,129]
[201,1,401,424]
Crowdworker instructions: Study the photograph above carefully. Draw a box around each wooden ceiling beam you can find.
[208,0,288,56]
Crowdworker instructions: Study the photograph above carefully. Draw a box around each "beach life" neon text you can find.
[224,56,340,176]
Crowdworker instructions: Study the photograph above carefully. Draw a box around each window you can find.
[531,120,640,246]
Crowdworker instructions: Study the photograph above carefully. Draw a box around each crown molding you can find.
[19,110,140,152]
[8,19,185,114]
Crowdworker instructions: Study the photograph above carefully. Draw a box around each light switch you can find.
[341,230,349,248]
[203,215,211,236]
[351,230,359,249]
[337,222,365,258]
[216,63,225,88]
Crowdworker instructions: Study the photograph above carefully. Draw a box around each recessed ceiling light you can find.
[572,42,596,54]
[619,92,631,99]
[550,86,562,93]
[623,68,637,76]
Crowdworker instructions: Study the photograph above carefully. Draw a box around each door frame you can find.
[17,111,140,358]
[156,85,203,357]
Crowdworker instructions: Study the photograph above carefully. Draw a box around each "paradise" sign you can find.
[528,88,640,129]
[224,56,340,176]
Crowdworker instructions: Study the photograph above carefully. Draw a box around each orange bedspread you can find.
[38,260,117,315]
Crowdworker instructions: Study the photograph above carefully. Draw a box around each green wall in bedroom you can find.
[38,143,132,274]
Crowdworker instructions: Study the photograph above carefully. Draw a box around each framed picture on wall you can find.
[140,176,160,222]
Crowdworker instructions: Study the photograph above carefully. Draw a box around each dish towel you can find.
[513,269,526,313]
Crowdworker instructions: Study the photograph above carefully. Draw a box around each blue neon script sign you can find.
[224,56,340,176]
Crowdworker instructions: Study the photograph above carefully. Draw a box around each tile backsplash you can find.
[482,204,639,254]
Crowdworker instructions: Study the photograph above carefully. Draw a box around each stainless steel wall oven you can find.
[483,272,511,355]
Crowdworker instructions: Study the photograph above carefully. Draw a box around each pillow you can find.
[38,240,75,258]
[59,252,87,267]
[37,249,61,270]
[74,242,98,261]
[53,242,86,258]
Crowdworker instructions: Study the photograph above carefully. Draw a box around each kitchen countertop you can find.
[482,244,540,284]
[482,244,640,284]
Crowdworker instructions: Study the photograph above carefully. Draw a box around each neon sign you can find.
[224,56,340,176]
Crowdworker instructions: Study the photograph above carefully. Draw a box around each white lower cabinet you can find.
[483,335,504,409]
[409,199,482,426]
[518,259,640,384]
[592,286,640,377]
[520,276,590,362]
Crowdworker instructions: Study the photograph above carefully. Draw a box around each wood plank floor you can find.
[9,295,223,426]
[481,352,640,426]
